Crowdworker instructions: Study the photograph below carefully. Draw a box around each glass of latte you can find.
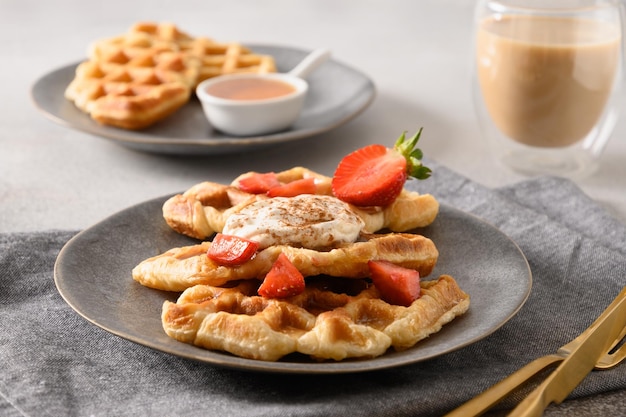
[473,0,624,177]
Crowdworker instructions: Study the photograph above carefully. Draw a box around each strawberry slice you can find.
[237,172,281,194]
[367,260,420,307]
[258,253,305,298]
[331,129,431,207]
[207,233,259,266]
[267,177,317,197]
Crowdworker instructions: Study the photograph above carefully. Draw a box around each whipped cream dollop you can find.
[221,194,364,249]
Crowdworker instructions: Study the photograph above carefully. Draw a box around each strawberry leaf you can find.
[411,165,432,180]
[393,128,431,181]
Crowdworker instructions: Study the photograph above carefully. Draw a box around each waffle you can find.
[129,22,276,83]
[64,57,196,130]
[162,167,440,240]
[132,232,439,292]
[65,22,276,129]
[176,36,276,83]
[161,274,469,361]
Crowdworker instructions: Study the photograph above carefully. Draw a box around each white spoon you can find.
[288,48,332,79]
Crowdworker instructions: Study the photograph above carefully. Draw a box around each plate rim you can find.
[31,44,377,154]
[54,195,532,374]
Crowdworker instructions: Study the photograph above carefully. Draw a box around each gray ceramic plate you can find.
[54,196,531,374]
[31,45,375,155]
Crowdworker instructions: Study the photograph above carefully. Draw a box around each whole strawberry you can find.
[331,129,431,207]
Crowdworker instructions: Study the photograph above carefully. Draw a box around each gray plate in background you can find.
[31,45,376,155]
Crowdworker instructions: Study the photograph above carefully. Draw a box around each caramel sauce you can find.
[206,77,296,100]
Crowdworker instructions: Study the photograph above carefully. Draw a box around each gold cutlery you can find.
[445,286,626,417]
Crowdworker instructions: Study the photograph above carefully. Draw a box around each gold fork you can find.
[594,326,626,369]
[445,287,626,417]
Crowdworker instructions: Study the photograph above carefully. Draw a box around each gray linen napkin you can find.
[1,162,625,417]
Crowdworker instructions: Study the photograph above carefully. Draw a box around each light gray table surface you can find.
[1,1,624,415]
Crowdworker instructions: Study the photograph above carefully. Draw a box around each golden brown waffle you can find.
[132,232,438,291]
[177,37,276,83]
[65,22,276,129]
[161,275,469,361]
[162,167,439,240]
[129,22,276,84]
[65,57,195,130]
[138,166,465,362]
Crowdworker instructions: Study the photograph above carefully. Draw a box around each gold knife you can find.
[509,285,626,417]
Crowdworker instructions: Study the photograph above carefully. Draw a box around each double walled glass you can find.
[473,0,624,177]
